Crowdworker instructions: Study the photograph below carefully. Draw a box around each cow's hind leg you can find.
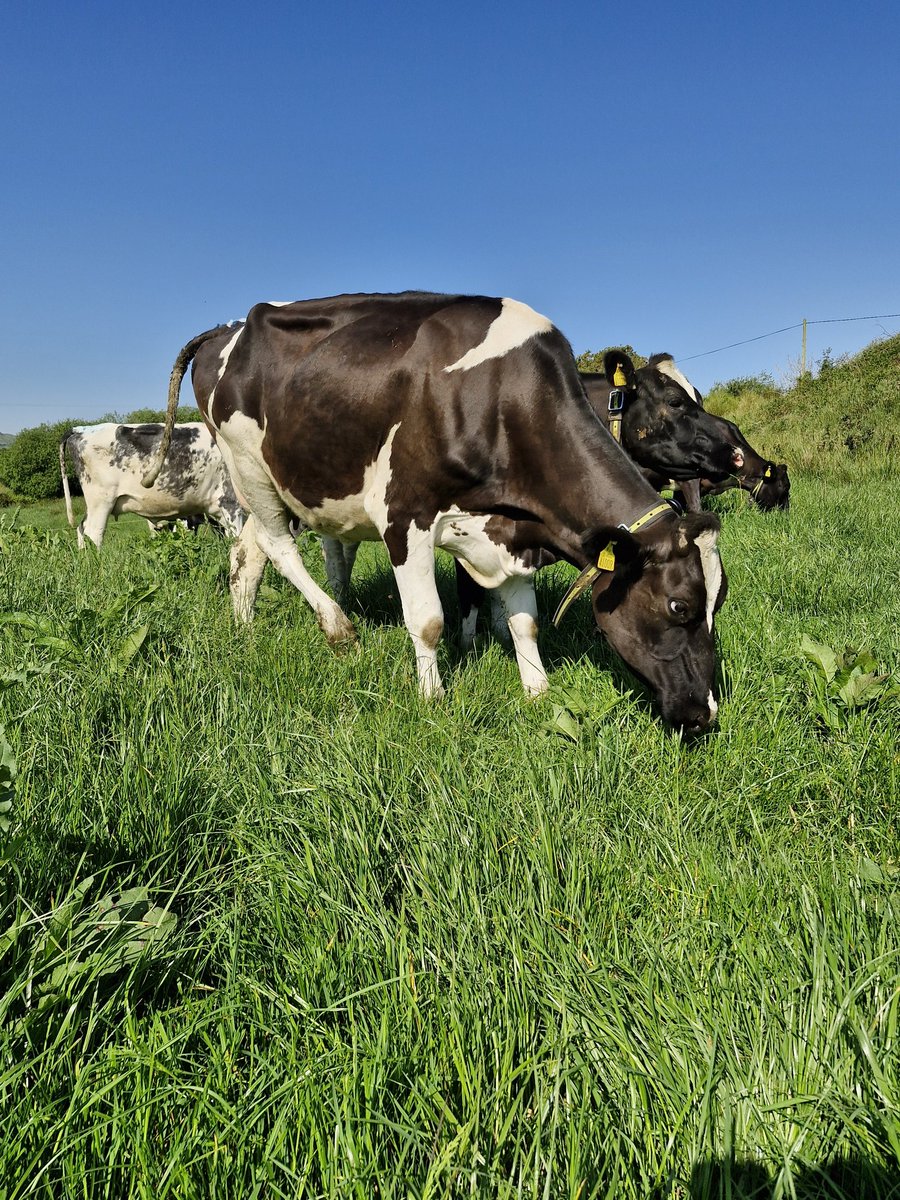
[80,500,114,549]
[455,559,483,652]
[251,512,355,644]
[230,517,269,622]
[217,443,355,643]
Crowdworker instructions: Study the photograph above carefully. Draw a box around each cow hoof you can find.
[322,613,357,646]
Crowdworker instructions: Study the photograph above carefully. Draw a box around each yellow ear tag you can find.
[764,466,772,478]
[597,543,616,571]
[613,365,627,387]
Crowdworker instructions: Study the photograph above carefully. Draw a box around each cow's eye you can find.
[668,598,689,618]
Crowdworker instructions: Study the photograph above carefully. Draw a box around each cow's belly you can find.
[112,488,208,520]
[434,508,533,588]
[278,491,380,542]
[215,412,398,544]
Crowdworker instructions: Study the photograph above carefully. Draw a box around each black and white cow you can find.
[60,422,244,548]
[145,293,728,732]
[584,353,790,512]
[581,352,745,486]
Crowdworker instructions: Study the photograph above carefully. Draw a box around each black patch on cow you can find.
[111,424,201,492]
[66,433,90,486]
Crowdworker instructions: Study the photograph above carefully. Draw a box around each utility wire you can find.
[679,313,900,362]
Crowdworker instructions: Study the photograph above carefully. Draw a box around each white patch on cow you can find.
[694,528,722,632]
[655,357,701,404]
[707,690,718,721]
[263,301,294,307]
[207,325,244,423]
[433,508,533,586]
[443,297,554,373]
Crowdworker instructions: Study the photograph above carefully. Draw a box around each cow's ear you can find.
[583,526,642,614]
[603,350,636,389]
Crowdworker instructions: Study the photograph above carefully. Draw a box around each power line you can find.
[680,312,900,363]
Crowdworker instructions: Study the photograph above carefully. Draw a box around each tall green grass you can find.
[1,479,899,1197]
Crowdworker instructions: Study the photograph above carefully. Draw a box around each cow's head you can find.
[748,461,790,511]
[580,512,727,734]
[602,351,744,483]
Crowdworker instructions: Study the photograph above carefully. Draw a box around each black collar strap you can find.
[607,387,626,443]
[552,501,676,626]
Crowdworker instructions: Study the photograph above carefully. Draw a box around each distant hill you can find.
[705,332,900,480]
[0,433,14,449]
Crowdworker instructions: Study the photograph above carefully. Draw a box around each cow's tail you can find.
[141,323,238,488]
[59,432,76,528]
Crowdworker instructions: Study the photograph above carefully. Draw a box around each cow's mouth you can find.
[731,448,745,469]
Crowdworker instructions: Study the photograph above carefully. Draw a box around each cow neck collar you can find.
[552,500,677,626]
[619,499,674,535]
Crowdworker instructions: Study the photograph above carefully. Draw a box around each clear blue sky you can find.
[2,0,898,432]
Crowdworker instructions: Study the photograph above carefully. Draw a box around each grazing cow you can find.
[145,293,728,732]
[580,352,746,485]
[60,422,244,548]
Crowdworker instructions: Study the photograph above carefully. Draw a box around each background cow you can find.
[580,352,744,485]
[583,352,789,511]
[60,422,244,548]
[146,293,728,732]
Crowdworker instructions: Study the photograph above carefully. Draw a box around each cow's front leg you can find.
[680,479,702,512]
[388,526,445,699]
[495,575,548,696]
[321,537,359,608]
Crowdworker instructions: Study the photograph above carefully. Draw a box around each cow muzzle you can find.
[662,689,718,737]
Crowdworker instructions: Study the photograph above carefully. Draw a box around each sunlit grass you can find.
[1,478,899,1198]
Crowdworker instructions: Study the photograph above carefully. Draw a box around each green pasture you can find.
[1,476,899,1198]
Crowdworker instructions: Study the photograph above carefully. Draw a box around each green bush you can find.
[576,345,647,373]
[108,406,203,425]
[706,332,900,479]
[0,421,76,500]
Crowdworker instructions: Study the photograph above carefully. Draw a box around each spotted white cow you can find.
[60,422,244,548]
